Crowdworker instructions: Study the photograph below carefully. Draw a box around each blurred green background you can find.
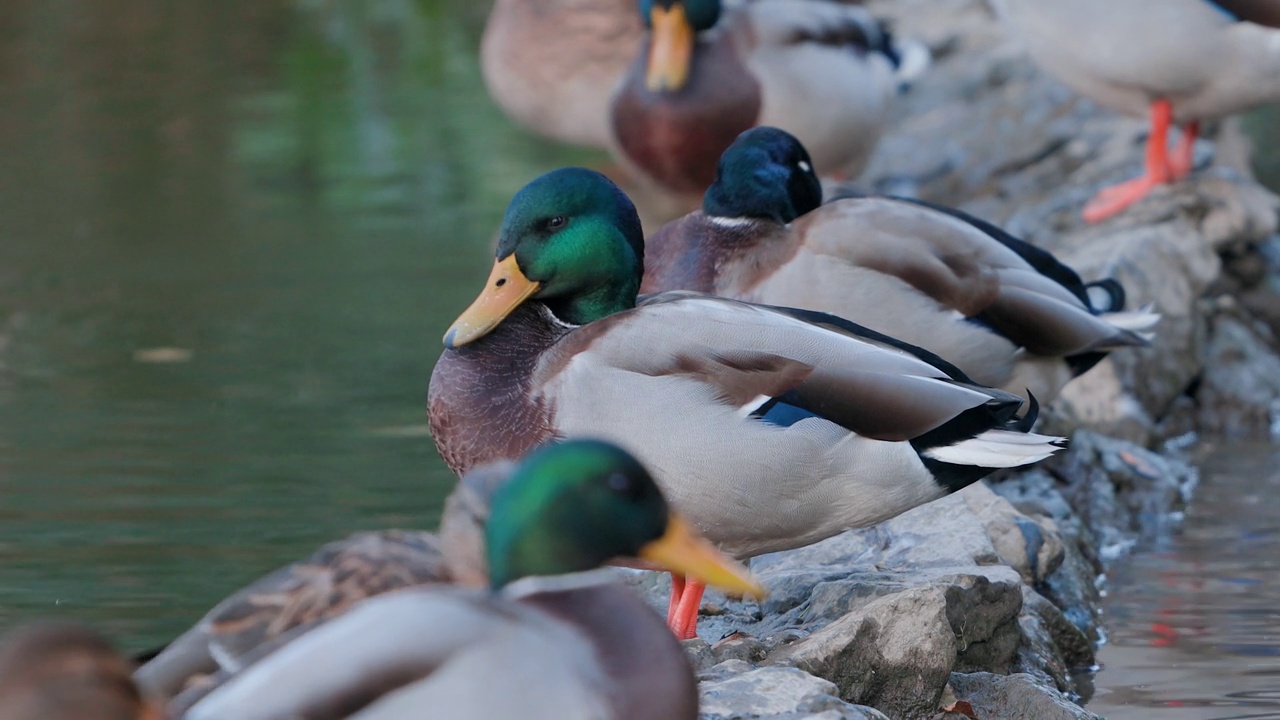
[0,0,599,651]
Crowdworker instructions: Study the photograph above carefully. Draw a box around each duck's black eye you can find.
[606,472,636,497]
[544,215,568,231]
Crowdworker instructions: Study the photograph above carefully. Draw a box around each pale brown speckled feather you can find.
[135,531,448,701]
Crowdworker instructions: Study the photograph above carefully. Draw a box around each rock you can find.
[698,665,890,720]
[770,585,957,720]
[945,673,1103,720]
[1049,432,1197,556]
[714,633,768,665]
[1196,306,1280,439]
[684,637,718,674]
[1015,588,1097,697]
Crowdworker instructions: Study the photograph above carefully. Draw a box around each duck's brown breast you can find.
[427,304,563,476]
[611,38,761,193]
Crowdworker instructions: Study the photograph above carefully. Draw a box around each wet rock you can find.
[945,672,1103,720]
[1048,432,1197,555]
[1196,305,1280,439]
[698,665,890,720]
[1015,588,1096,697]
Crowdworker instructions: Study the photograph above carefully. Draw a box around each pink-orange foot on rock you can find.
[669,578,706,641]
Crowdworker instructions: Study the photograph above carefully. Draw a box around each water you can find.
[1091,445,1280,720]
[0,0,596,651]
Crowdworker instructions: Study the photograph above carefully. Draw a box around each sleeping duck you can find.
[428,167,1065,639]
[642,126,1160,405]
[987,0,1280,222]
[174,440,761,720]
[608,0,920,203]
[481,0,643,149]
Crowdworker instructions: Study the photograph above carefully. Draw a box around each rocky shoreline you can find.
[634,0,1280,717]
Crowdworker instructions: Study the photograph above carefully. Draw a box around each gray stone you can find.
[714,633,768,665]
[1015,588,1097,697]
[684,637,718,674]
[699,665,890,720]
[1197,306,1280,439]
[770,585,957,720]
[947,673,1103,720]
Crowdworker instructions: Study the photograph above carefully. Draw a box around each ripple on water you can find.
[1091,444,1280,720]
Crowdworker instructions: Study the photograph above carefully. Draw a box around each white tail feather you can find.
[1103,304,1162,333]
[922,429,1065,468]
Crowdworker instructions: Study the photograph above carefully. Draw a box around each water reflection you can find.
[1092,446,1280,720]
[0,0,598,650]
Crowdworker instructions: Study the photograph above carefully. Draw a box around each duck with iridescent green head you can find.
[428,166,1065,640]
[176,440,761,720]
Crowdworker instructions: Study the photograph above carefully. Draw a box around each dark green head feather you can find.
[703,127,823,223]
[484,440,669,590]
[496,168,645,325]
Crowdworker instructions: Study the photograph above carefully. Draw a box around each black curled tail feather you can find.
[1013,392,1040,433]
[1083,278,1126,314]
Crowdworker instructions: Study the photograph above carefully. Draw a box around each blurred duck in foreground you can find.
[0,622,161,720]
[481,0,643,149]
[172,440,760,720]
[429,167,1065,640]
[988,0,1280,222]
[642,127,1161,405]
[609,0,925,202]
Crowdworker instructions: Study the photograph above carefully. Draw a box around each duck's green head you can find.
[703,127,823,223]
[484,439,764,598]
[640,0,720,92]
[444,168,645,348]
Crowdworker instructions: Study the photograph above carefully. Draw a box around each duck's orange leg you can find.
[670,578,706,640]
[1168,121,1200,181]
[666,573,686,627]
[1083,99,1174,223]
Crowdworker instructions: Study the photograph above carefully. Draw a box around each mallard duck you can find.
[481,0,643,149]
[987,0,1280,222]
[428,167,1065,639]
[0,622,162,720]
[175,440,762,720]
[642,126,1161,404]
[608,0,919,201]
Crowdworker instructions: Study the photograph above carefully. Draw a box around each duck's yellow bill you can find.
[645,4,695,93]
[639,514,766,599]
[443,255,541,348]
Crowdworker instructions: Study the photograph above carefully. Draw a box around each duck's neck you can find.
[641,212,779,295]
[543,283,637,326]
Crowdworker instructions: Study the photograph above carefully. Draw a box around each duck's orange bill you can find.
[444,255,541,348]
[639,513,766,600]
[645,3,695,93]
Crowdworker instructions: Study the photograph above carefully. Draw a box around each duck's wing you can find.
[136,531,447,700]
[791,197,1158,357]
[538,291,1023,444]
[180,588,617,720]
